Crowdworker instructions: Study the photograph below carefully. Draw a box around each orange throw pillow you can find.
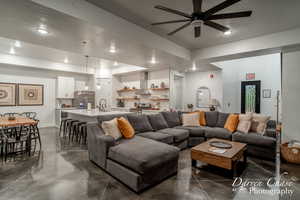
[190,110,206,126]
[224,114,239,133]
[117,117,135,139]
[199,111,206,126]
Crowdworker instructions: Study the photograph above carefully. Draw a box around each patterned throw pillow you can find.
[250,113,270,134]
[101,118,123,140]
[182,113,200,127]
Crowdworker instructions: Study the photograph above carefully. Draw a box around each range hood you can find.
[135,72,151,95]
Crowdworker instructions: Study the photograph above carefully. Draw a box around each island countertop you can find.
[64,109,132,117]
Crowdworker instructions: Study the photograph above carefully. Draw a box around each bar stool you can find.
[78,123,87,145]
[59,119,72,137]
[70,121,86,142]
[67,120,79,141]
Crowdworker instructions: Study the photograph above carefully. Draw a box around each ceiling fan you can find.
[151,0,252,38]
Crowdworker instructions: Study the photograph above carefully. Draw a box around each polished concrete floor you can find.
[0,127,299,200]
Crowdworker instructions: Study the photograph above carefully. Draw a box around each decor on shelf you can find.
[187,104,194,112]
[0,83,16,106]
[196,86,211,108]
[209,98,219,111]
[263,89,271,98]
[151,83,155,88]
[160,82,165,88]
[18,84,44,106]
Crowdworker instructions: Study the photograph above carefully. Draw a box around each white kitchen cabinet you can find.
[57,76,75,99]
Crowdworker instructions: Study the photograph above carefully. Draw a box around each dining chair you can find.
[21,112,37,120]
[3,113,20,117]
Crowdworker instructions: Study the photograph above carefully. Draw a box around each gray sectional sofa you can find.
[87,111,277,192]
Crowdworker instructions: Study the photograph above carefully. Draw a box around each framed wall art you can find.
[263,89,271,98]
[18,84,44,106]
[0,83,17,106]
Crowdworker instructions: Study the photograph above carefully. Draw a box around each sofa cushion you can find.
[175,126,205,137]
[127,114,153,133]
[108,136,179,174]
[205,111,219,127]
[138,131,174,144]
[216,112,230,128]
[232,131,276,148]
[147,114,169,131]
[161,111,181,128]
[205,127,232,140]
[158,128,189,142]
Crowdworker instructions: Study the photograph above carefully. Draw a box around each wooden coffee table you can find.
[191,138,247,177]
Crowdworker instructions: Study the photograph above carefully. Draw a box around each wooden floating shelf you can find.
[116,98,140,101]
[150,98,169,101]
[150,88,169,90]
[117,89,138,92]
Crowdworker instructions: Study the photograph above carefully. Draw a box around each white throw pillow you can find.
[101,118,122,140]
[237,113,252,133]
[250,113,270,134]
[182,113,200,127]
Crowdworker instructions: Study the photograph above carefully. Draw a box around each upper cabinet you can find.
[57,76,75,99]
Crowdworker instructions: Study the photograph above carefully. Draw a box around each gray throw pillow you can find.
[127,114,153,133]
[161,111,181,128]
[147,114,169,131]
[205,111,219,127]
[216,112,230,128]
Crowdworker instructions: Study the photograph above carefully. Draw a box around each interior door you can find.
[241,81,261,113]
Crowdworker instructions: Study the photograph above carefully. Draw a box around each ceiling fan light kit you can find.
[151,0,252,38]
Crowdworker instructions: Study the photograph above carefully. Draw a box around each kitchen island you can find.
[64,109,132,123]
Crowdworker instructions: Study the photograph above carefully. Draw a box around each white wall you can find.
[183,70,223,111]
[282,51,300,142]
[214,53,281,119]
[0,64,90,127]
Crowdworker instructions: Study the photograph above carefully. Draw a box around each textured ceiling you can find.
[87,0,300,50]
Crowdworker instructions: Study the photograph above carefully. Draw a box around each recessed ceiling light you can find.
[224,30,232,36]
[64,58,69,63]
[109,42,117,53]
[14,41,21,48]
[192,62,196,71]
[113,61,118,66]
[150,57,157,64]
[37,24,48,35]
[9,47,15,54]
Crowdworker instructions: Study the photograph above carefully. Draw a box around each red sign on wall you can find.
[246,73,255,80]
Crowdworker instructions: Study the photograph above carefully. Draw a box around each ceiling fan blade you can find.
[168,21,192,35]
[194,26,201,38]
[193,0,202,13]
[204,21,229,32]
[154,5,192,18]
[207,11,252,20]
[204,0,241,16]
[151,19,191,25]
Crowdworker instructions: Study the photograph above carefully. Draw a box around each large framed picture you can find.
[18,84,44,106]
[0,83,17,106]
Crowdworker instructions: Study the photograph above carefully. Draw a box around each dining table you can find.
[0,116,39,160]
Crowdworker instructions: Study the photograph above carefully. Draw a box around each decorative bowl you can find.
[209,141,232,149]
